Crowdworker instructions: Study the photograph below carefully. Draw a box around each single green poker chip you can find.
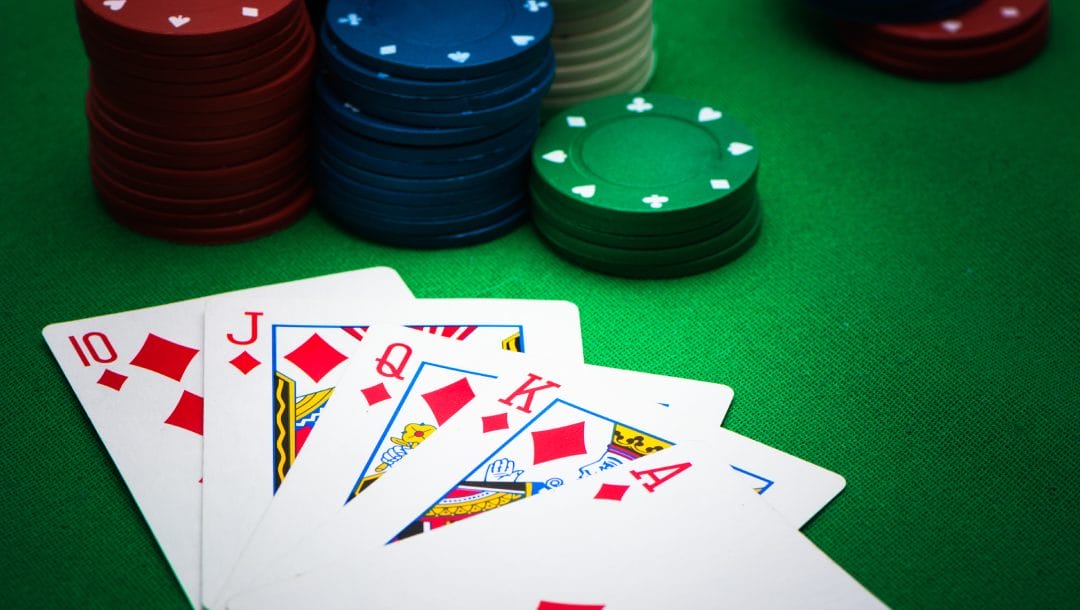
[532,93,759,232]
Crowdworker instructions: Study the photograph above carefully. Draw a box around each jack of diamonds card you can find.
[40,267,412,608]
[201,298,582,609]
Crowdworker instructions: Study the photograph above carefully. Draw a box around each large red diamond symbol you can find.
[481,413,509,433]
[129,333,199,382]
[361,382,392,406]
[164,390,203,436]
[538,602,606,610]
[96,369,127,391]
[593,483,630,502]
[422,377,475,426]
[284,333,347,383]
[531,421,588,466]
[229,351,260,375]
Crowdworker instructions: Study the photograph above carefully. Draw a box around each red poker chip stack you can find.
[75,0,316,244]
[836,0,1050,80]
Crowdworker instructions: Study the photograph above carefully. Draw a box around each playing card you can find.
[201,299,582,609]
[40,267,412,608]
[225,442,884,609]
[217,324,744,604]
[225,329,733,596]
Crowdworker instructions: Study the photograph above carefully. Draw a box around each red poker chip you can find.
[89,28,314,114]
[89,155,309,214]
[89,22,311,100]
[86,92,309,170]
[93,165,312,229]
[79,9,310,92]
[89,131,309,200]
[89,79,311,138]
[102,185,314,245]
[845,9,1049,65]
[873,0,1049,50]
[85,87,290,148]
[76,0,300,57]
[845,16,1049,80]
[76,3,304,74]
[88,84,308,140]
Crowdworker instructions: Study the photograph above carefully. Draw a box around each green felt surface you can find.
[3,1,1079,608]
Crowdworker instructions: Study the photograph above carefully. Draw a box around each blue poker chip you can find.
[319,188,528,247]
[319,179,526,231]
[316,138,532,194]
[315,74,506,146]
[333,205,528,249]
[358,64,553,128]
[325,0,553,80]
[315,118,533,179]
[313,155,526,214]
[314,110,538,164]
[319,24,545,99]
[329,48,555,115]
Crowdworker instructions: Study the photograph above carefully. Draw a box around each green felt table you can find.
[3,1,1078,609]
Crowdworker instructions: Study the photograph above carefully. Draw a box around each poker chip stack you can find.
[812,0,1051,80]
[75,1,317,244]
[313,0,555,248]
[530,94,761,279]
[543,0,657,114]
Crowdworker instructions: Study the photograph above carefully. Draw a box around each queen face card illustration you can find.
[40,267,412,608]
[201,299,582,609]
[225,443,884,610]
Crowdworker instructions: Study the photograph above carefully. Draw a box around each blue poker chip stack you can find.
[314,0,555,248]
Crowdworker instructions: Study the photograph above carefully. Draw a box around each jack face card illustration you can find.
[201,298,582,609]
[226,443,884,610]
[216,325,740,605]
[40,267,412,608]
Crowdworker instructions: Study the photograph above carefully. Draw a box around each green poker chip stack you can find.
[530,93,762,278]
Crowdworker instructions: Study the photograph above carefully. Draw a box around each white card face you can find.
[217,326,741,603]
[228,327,731,595]
[201,300,583,609]
[40,267,412,608]
[226,443,884,610]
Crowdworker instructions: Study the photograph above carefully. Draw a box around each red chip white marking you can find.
[942,20,963,33]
